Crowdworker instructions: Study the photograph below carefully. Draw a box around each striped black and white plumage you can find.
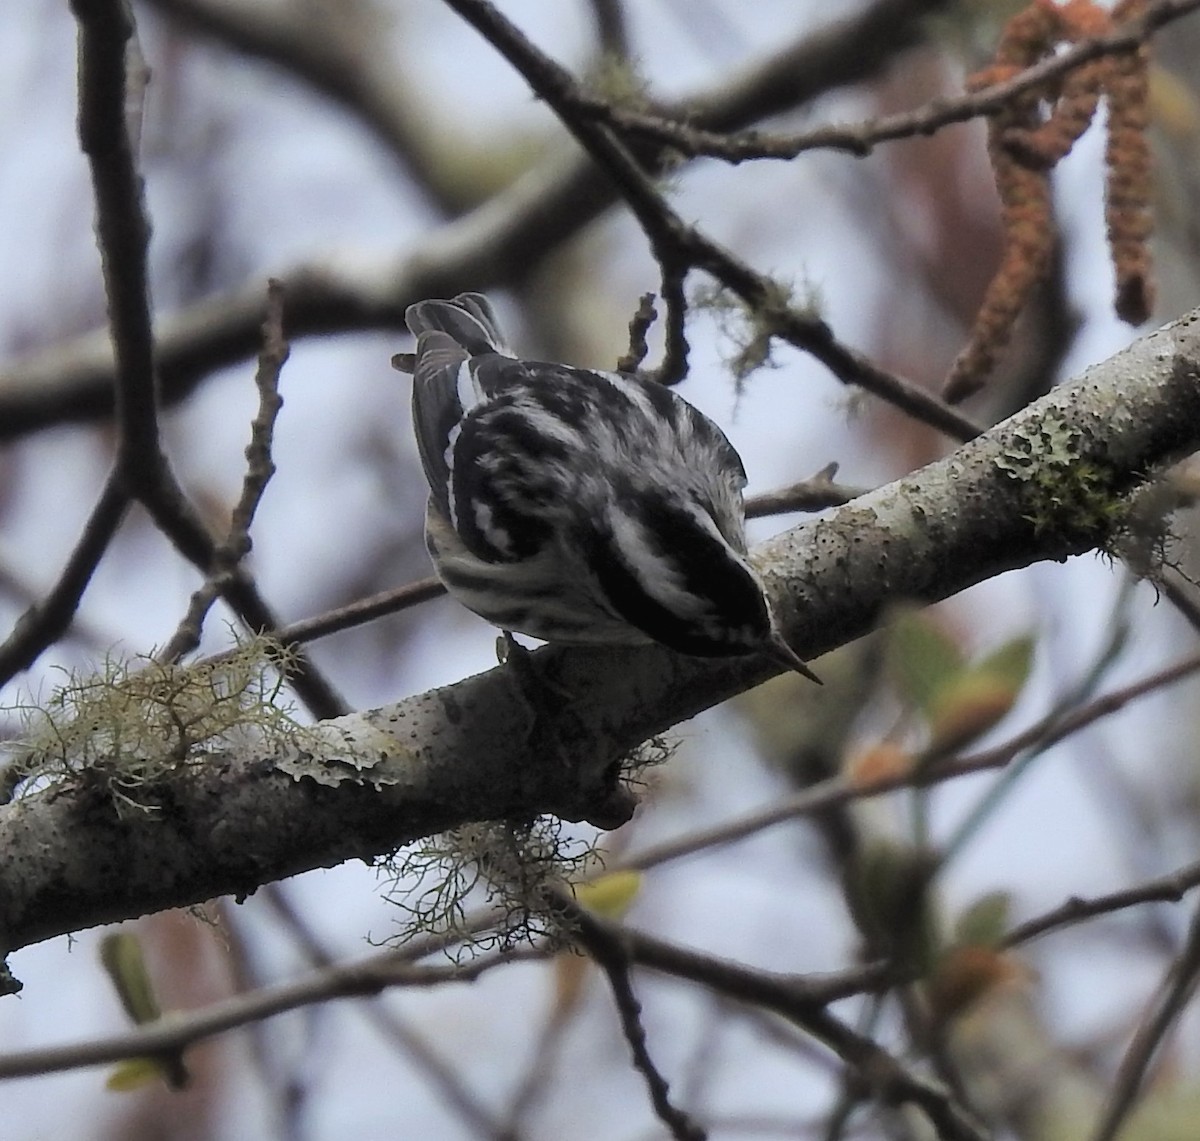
[395,292,817,681]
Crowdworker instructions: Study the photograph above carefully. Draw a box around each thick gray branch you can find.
[1,311,1198,954]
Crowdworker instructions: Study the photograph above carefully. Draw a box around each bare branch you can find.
[567,903,706,1141]
[0,473,129,689]
[161,279,289,663]
[0,0,957,443]
[442,0,981,440]
[70,0,163,481]
[623,651,1200,876]
[586,0,630,60]
[571,0,1200,163]
[264,577,447,650]
[616,292,659,373]
[745,465,864,517]
[1091,899,1200,1141]
[594,913,985,1141]
[120,378,348,718]
[1005,856,1200,948]
[1160,570,1200,634]
[0,941,540,1081]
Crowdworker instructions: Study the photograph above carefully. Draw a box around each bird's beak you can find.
[766,630,822,685]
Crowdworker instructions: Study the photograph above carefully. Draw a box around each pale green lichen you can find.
[4,637,299,815]
[694,279,823,387]
[1110,469,1185,581]
[583,53,651,113]
[380,737,673,951]
[382,816,596,952]
[995,410,1129,544]
[274,718,414,788]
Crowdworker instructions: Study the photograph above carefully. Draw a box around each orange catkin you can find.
[945,0,1156,401]
[1106,0,1154,323]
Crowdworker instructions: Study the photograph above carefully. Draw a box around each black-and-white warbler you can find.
[394,293,818,682]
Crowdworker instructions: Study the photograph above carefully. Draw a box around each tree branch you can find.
[0,310,1195,954]
[443,0,981,438]
[1091,899,1200,1141]
[160,279,288,664]
[0,0,955,441]
[571,0,1200,162]
[1004,855,1200,948]
[0,941,538,1080]
[613,650,1200,878]
[598,911,984,1141]
[0,472,129,687]
[70,0,164,480]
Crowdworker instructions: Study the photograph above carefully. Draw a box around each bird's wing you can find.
[406,324,553,538]
[409,329,473,520]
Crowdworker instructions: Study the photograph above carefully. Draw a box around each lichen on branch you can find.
[6,637,299,813]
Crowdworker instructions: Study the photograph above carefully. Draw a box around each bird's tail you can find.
[404,293,512,358]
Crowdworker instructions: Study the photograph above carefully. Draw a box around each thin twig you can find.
[188,577,447,678]
[588,913,986,1141]
[615,923,892,1009]
[161,279,289,663]
[947,652,1200,778]
[140,475,350,718]
[567,903,707,1141]
[273,578,448,647]
[653,258,690,386]
[1159,569,1200,634]
[570,0,1200,163]
[621,653,1200,874]
[745,464,864,516]
[70,0,164,482]
[1004,856,1200,948]
[616,292,659,373]
[0,473,129,690]
[446,0,697,386]
[1091,899,1200,1141]
[586,0,630,59]
[0,941,539,1081]
[442,0,982,442]
[937,571,1139,871]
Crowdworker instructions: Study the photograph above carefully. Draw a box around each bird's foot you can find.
[496,632,574,720]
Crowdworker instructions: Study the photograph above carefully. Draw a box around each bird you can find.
[393,292,819,683]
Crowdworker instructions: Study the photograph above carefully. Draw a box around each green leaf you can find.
[105,1057,165,1092]
[574,870,642,918]
[953,891,1013,948]
[847,840,940,975]
[924,635,1035,753]
[975,634,1036,691]
[927,674,1019,753]
[100,932,161,1025]
[105,1051,190,1092]
[887,609,966,714]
